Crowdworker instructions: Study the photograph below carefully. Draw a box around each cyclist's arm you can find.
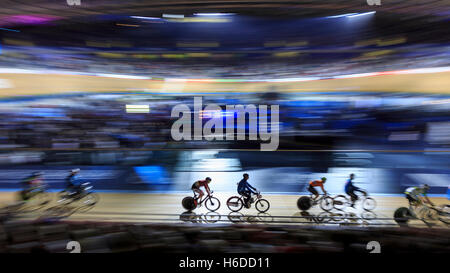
[204,183,211,195]
[247,183,257,193]
[320,184,327,194]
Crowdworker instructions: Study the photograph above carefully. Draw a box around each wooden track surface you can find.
[1,71,450,97]
[1,192,448,227]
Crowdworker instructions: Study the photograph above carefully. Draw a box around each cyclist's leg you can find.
[407,194,420,209]
[197,189,205,203]
[67,184,76,195]
[354,187,367,196]
[347,190,357,206]
[406,194,416,206]
[191,188,198,198]
[406,194,421,216]
[243,191,251,206]
[308,185,319,200]
[192,189,199,199]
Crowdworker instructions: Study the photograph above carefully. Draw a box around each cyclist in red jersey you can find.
[308,177,328,201]
[191,177,212,205]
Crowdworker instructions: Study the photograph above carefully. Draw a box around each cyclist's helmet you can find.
[321,177,327,182]
[423,184,430,191]
[71,168,80,174]
[243,173,249,178]
[350,173,355,179]
[33,171,43,176]
[205,177,212,182]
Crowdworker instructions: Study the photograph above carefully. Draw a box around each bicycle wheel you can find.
[255,199,270,213]
[42,205,74,219]
[205,196,221,212]
[82,193,99,206]
[226,196,244,212]
[297,196,312,211]
[182,196,196,211]
[361,211,377,220]
[362,197,377,211]
[57,191,72,205]
[333,195,348,211]
[394,207,412,225]
[319,196,334,211]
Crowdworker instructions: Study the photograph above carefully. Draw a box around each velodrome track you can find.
[1,192,448,228]
[1,68,450,97]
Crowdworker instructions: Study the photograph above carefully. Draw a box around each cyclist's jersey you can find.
[309,180,325,191]
[66,174,81,187]
[192,180,211,193]
[345,178,357,192]
[405,187,427,197]
[238,179,256,194]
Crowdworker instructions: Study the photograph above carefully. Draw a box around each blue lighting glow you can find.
[347,11,376,18]
[325,12,376,19]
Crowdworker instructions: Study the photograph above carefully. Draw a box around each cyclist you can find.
[191,177,212,206]
[66,168,83,196]
[238,173,258,208]
[405,184,434,209]
[345,173,367,208]
[308,177,328,201]
[21,172,44,201]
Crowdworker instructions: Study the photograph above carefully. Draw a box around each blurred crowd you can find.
[0,96,172,150]
[0,93,449,155]
[0,221,448,253]
[0,48,449,79]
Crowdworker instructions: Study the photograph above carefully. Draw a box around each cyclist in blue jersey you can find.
[345,173,367,207]
[237,173,258,208]
[66,168,82,196]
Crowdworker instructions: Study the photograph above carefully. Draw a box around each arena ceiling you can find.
[0,0,448,24]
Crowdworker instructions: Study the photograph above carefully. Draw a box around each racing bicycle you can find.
[332,192,377,211]
[18,184,52,208]
[297,193,334,211]
[394,204,450,226]
[57,182,99,206]
[182,191,221,212]
[226,191,270,213]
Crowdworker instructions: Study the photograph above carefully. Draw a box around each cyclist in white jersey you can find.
[404,184,434,208]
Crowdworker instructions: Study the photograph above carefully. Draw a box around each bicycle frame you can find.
[244,192,261,203]
[310,194,328,204]
[194,191,214,205]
